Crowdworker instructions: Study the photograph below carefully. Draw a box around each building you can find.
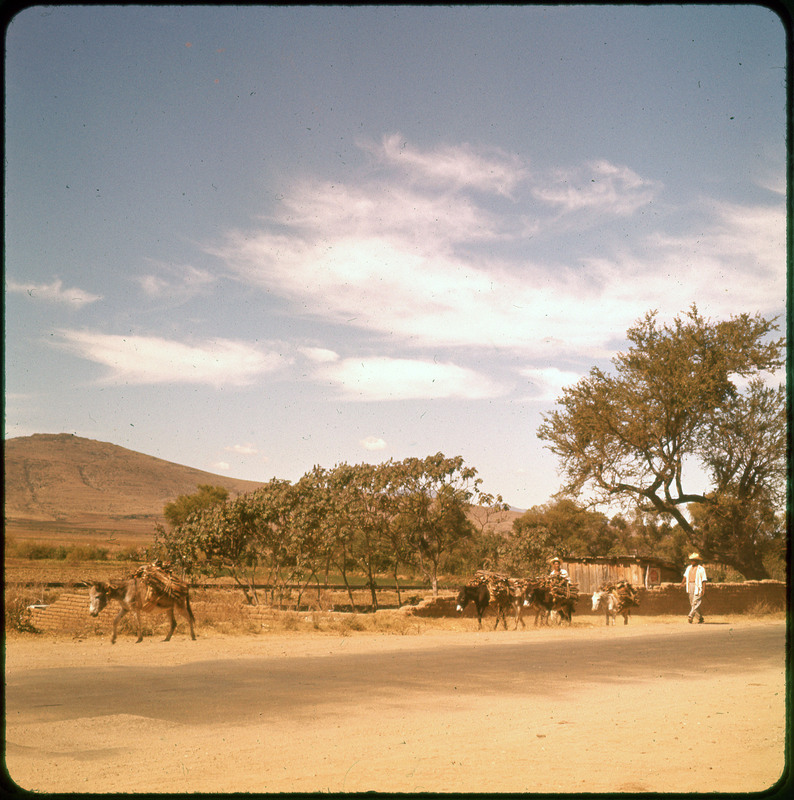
[559,555,680,593]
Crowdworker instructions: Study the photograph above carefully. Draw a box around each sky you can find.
[4,5,787,510]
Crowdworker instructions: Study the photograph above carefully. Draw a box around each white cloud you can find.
[225,443,259,455]
[637,199,786,318]
[317,357,506,401]
[363,133,527,196]
[135,262,216,299]
[519,366,583,403]
[530,160,658,216]
[215,224,629,359]
[54,330,288,387]
[6,278,101,307]
[209,137,785,369]
[361,435,387,451]
[265,179,506,245]
[213,461,231,472]
[299,346,340,363]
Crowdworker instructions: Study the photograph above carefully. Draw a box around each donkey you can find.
[87,578,196,643]
[456,581,490,629]
[592,589,630,625]
[526,582,575,626]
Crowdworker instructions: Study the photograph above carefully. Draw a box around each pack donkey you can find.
[524,577,577,626]
[457,570,528,630]
[592,581,638,626]
[86,572,196,643]
[456,580,491,629]
[591,589,621,625]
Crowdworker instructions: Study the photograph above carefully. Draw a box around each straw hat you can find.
[550,556,562,564]
[688,552,702,562]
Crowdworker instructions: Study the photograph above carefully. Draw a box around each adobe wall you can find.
[27,592,112,635]
[634,581,787,615]
[23,581,788,634]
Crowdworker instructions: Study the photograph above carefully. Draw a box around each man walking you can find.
[682,552,707,624]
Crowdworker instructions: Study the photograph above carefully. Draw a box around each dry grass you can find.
[4,582,59,632]
[745,598,786,616]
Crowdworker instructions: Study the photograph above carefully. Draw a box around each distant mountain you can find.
[4,433,266,534]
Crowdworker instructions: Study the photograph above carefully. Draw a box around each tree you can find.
[297,465,363,611]
[394,454,481,595]
[155,496,263,604]
[537,306,785,579]
[240,479,302,606]
[503,516,556,576]
[505,499,621,572]
[163,484,229,528]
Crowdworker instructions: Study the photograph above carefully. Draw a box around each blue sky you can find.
[4,5,787,509]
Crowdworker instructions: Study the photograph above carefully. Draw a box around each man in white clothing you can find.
[549,557,569,581]
[681,552,707,624]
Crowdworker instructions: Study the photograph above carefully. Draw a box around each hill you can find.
[4,433,266,537]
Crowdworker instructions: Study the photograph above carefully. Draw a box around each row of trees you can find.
[156,454,508,608]
[156,307,786,601]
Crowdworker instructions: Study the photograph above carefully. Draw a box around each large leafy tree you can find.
[156,495,263,604]
[394,454,485,595]
[537,307,785,579]
[296,465,364,610]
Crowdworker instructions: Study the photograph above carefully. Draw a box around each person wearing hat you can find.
[549,557,569,582]
[681,552,707,623]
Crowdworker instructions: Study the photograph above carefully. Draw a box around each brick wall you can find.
[26,591,156,637]
[27,592,109,635]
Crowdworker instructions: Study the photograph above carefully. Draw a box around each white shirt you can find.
[550,567,569,581]
[683,564,707,594]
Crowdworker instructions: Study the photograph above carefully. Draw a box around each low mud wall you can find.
[24,580,787,634]
[27,592,111,635]
[407,581,788,619]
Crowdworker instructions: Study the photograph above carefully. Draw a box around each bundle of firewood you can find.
[473,570,518,603]
[546,573,579,602]
[133,561,188,604]
[474,569,509,586]
[600,579,639,610]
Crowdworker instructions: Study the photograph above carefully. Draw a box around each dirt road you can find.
[4,619,787,793]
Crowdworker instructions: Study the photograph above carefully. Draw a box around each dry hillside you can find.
[4,433,265,536]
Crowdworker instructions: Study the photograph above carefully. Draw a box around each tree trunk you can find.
[337,558,358,613]
[392,564,402,606]
[365,562,379,610]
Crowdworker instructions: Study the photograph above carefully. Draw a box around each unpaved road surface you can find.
[4,619,787,793]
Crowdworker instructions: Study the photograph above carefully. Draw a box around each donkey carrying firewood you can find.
[85,563,196,643]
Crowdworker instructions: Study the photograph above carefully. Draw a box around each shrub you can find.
[65,545,109,562]
[14,542,64,560]
[115,546,147,562]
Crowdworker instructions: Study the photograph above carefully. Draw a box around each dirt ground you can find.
[4,616,788,795]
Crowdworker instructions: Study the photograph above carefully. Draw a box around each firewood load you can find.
[473,570,516,605]
[133,561,189,611]
[523,574,580,604]
[600,579,639,611]
[545,573,579,603]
